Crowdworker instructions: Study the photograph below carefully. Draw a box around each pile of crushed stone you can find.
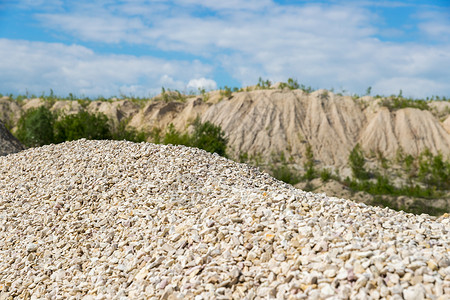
[0,139,449,299]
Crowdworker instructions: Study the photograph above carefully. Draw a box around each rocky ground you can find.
[0,139,449,299]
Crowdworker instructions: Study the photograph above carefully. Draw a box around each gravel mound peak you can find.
[0,139,449,299]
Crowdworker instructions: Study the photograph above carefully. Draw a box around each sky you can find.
[0,0,449,99]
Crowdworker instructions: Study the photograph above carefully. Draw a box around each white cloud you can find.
[175,0,273,11]
[36,13,147,43]
[187,78,217,91]
[416,11,450,43]
[2,1,450,98]
[0,39,213,97]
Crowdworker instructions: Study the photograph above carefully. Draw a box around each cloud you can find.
[416,11,450,43]
[0,39,213,97]
[187,78,217,91]
[175,0,273,11]
[2,1,450,98]
[36,13,147,43]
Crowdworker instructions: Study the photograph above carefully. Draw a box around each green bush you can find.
[380,95,430,111]
[270,164,301,185]
[162,118,228,157]
[279,78,300,90]
[349,144,369,180]
[320,169,332,182]
[112,120,147,143]
[220,86,232,98]
[256,77,271,89]
[190,118,228,157]
[54,111,112,142]
[16,106,56,147]
[418,149,450,190]
[303,143,316,180]
[163,123,190,146]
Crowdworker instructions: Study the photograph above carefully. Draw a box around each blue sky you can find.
[0,0,449,98]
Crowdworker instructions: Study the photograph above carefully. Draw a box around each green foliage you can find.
[279,78,300,90]
[16,106,56,147]
[220,86,233,98]
[344,176,439,199]
[366,86,372,96]
[161,87,169,102]
[238,152,249,163]
[303,143,316,180]
[54,111,112,142]
[380,95,430,111]
[376,150,389,170]
[148,127,162,144]
[76,99,90,109]
[349,144,369,180]
[190,118,228,157]
[320,90,329,100]
[112,120,147,143]
[256,77,271,89]
[417,149,450,190]
[270,164,301,185]
[320,168,332,182]
[162,123,190,146]
[162,118,228,157]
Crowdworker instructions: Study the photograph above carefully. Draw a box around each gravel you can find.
[0,139,449,299]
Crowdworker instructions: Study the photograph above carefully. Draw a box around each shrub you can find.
[303,143,316,180]
[279,78,300,90]
[238,152,249,163]
[349,144,369,180]
[54,110,112,142]
[256,77,271,89]
[190,118,228,157]
[149,127,162,144]
[162,118,228,157]
[320,169,332,182]
[418,149,450,190]
[270,164,301,185]
[112,120,147,143]
[15,106,56,147]
[220,86,232,98]
[162,123,190,146]
[380,96,430,111]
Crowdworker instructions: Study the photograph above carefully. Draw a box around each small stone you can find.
[354,274,369,290]
[427,259,438,271]
[265,233,275,243]
[26,243,38,252]
[403,284,425,300]
[423,274,435,283]
[320,284,335,297]
[275,253,286,262]
[324,268,336,278]
[336,268,348,280]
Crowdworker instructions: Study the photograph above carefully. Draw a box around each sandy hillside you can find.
[1,89,449,170]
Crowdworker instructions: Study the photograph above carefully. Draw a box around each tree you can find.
[162,118,228,157]
[349,143,369,180]
[112,119,147,143]
[54,110,112,142]
[191,117,228,157]
[15,106,56,147]
[303,143,315,180]
[287,78,300,90]
[163,123,190,146]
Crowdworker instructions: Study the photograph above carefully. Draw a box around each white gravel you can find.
[0,139,449,299]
